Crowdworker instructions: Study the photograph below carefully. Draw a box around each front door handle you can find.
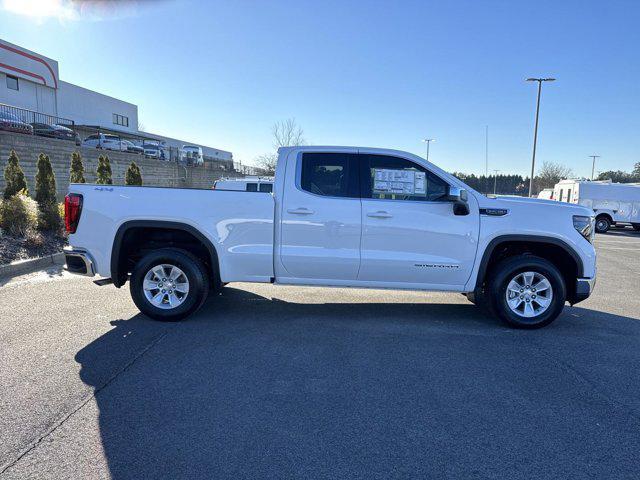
[367,211,393,219]
[287,207,314,215]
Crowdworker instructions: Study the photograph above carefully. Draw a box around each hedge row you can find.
[1,149,142,237]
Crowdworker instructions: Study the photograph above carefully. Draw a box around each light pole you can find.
[422,138,435,162]
[493,169,500,194]
[589,155,600,180]
[485,125,489,176]
[526,77,555,196]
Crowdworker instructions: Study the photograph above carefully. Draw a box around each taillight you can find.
[64,193,83,234]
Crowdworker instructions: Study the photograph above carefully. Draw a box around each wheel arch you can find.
[595,212,613,222]
[474,235,584,300]
[110,220,221,288]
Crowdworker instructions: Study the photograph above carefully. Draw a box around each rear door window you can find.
[259,183,273,193]
[246,183,258,192]
[300,152,359,198]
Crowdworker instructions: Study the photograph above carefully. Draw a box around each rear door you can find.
[358,153,479,288]
[279,151,361,280]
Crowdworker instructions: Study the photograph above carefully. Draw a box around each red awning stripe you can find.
[0,43,58,88]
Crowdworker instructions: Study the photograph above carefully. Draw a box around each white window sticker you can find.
[372,169,426,196]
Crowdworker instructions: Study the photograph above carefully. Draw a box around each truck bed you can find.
[68,184,275,282]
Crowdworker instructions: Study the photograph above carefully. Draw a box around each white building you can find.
[0,38,232,161]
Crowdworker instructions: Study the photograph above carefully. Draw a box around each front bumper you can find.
[572,277,596,304]
[64,248,95,276]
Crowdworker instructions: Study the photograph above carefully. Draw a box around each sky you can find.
[1,0,638,177]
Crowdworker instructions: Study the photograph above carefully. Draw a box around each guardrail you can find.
[0,102,75,130]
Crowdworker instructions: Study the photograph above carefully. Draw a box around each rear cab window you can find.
[300,152,359,198]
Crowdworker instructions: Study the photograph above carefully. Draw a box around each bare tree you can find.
[256,118,306,175]
[272,118,306,149]
[535,161,573,191]
[255,153,278,175]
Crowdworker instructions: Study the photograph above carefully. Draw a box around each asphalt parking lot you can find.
[1,230,639,479]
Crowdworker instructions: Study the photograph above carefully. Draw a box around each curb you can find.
[0,252,65,280]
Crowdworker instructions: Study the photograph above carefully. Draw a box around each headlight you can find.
[573,215,595,243]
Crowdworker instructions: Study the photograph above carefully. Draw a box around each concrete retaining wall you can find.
[0,131,234,200]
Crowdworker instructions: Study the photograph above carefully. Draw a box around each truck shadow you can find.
[75,287,640,479]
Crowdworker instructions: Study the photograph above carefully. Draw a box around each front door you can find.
[279,151,361,280]
[358,153,479,288]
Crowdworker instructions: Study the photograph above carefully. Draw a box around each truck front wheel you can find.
[130,248,210,321]
[488,255,566,329]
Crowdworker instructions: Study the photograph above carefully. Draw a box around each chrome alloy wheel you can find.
[505,271,553,318]
[143,264,189,310]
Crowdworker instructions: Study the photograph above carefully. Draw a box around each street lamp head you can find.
[526,77,556,82]
[422,138,435,143]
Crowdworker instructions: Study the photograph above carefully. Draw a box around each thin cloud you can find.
[2,0,153,23]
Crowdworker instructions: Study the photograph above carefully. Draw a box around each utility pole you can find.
[422,138,435,162]
[493,169,501,194]
[526,77,556,196]
[589,155,600,180]
[485,125,489,176]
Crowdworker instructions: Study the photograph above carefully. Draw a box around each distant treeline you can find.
[453,173,528,195]
[596,163,640,183]
[453,161,640,196]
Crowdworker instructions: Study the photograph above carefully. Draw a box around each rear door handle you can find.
[367,211,393,218]
[287,207,314,215]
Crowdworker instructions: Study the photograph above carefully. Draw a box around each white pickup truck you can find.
[64,146,597,328]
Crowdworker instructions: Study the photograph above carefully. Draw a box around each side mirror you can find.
[446,186,470,216]
[446,186,468,203]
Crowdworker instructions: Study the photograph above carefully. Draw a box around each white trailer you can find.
[554,179,640,233]
[537,188,554,200]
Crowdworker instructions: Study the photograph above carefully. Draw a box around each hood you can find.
[475,193,593,216]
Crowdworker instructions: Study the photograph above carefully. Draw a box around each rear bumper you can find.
[572,277,596,304]
[64,248,95,276]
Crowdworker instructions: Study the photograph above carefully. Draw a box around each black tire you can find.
[130,248,210,321]
[488,255,566,329]
[632,224,640,231]
[595,216,611,233]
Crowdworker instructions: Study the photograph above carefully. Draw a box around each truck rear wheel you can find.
[130,248,210,321]
[488,255,566,329]
[595,216,611,233]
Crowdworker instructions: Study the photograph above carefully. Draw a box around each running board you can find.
[93,278,113,286]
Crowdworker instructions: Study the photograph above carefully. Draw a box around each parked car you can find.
[213,177,274,193]
[0,111,33,135]
[554,179,640,232]
[64,146,597,328]
[82,133,127,151]
[120,139,144,155]
[181,145,204,165]
[31,123,80,145]
[142,143,168,160]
